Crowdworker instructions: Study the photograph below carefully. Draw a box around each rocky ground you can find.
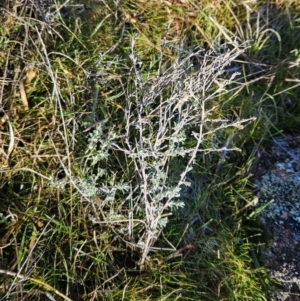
[254,135,300,301]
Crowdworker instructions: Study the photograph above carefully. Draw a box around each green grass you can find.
[1,0,300,300]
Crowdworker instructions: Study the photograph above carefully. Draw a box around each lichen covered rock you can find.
[254,135,300,301]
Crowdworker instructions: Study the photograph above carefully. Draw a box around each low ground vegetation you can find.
[0,0,300,300]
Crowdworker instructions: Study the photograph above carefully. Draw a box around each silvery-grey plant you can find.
[78,38,256,267]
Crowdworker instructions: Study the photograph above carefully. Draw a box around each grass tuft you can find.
[1,0,300,300]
